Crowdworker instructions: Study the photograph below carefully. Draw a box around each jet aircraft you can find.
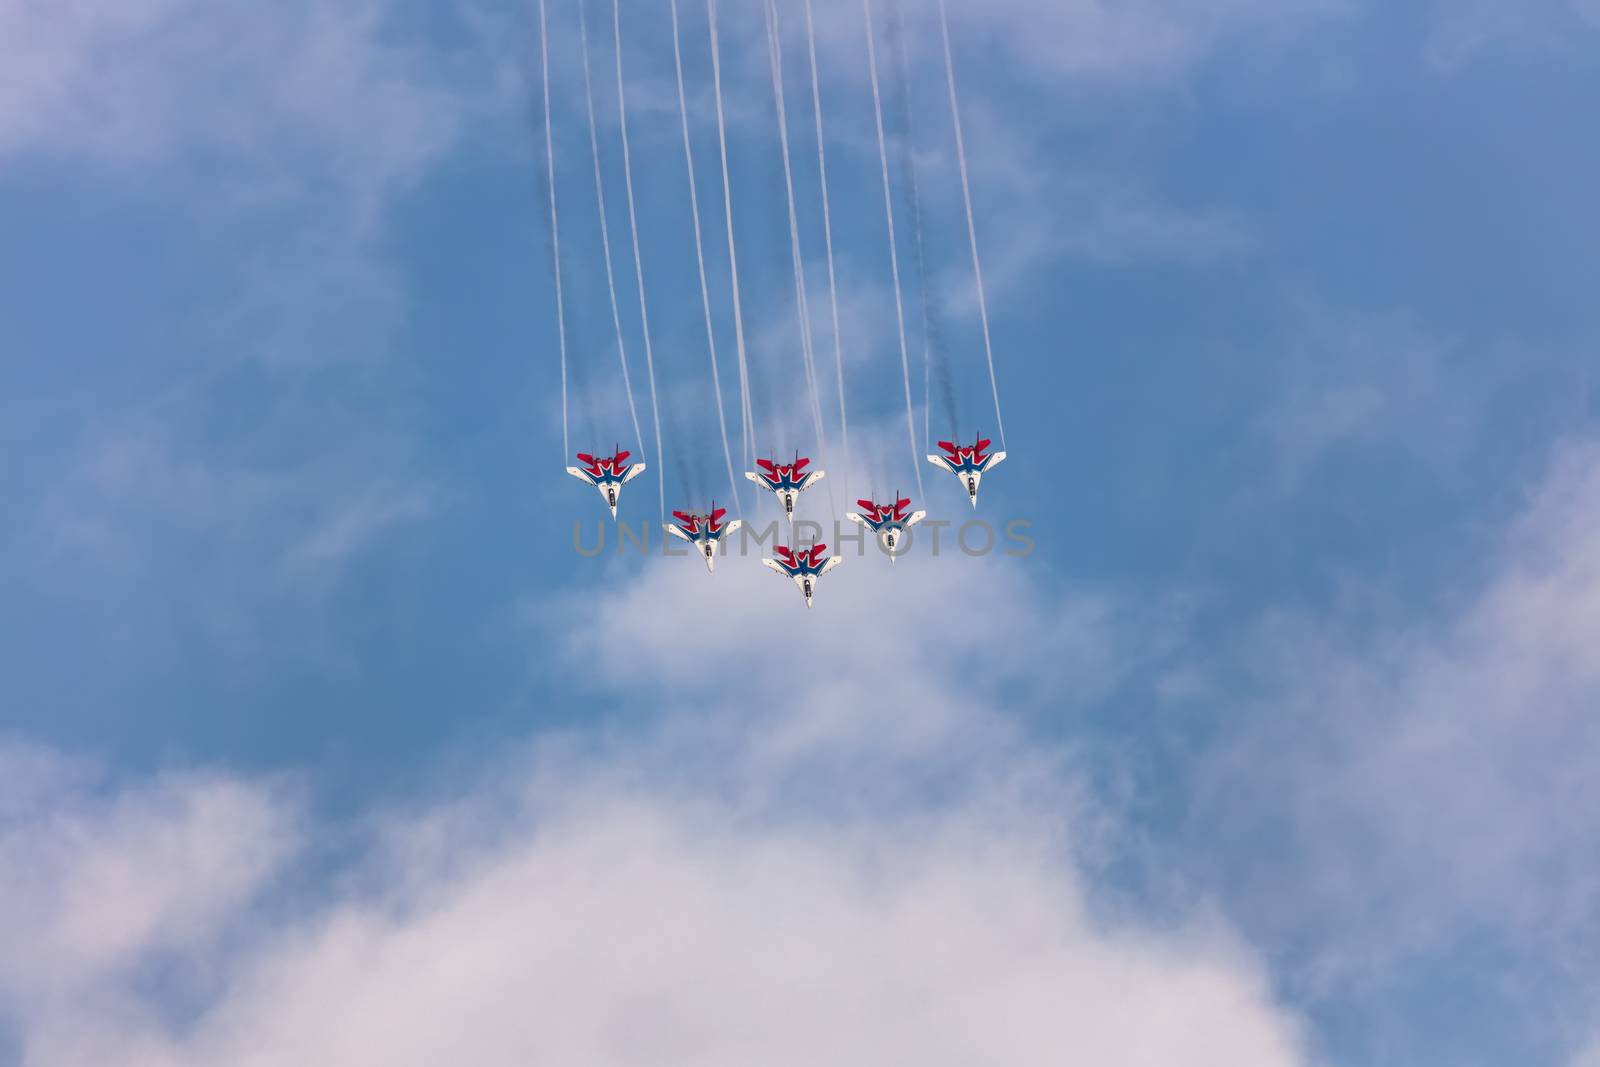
[927,436,1006,507]
[662,504,743,573]
[763,543,842,608]
[745,454,825,523]
[566,448,646,519]
[846,496,927,562]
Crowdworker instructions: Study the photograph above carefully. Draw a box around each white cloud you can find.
[0,745,1307,1067]
[169,796,1301,1067]
[0,748,296,1007]
[0,553,1307,1067]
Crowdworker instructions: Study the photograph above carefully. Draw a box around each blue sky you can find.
[3,0,1600,1063]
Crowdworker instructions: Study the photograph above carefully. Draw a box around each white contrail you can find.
[862,0,925,498]
[538,0,570,461]
[937,0,1006,449]
[761,4,825,454]
[887,1,937,451]
[611,0,665,520]
[802,0,851,503]
[669,0,742,511]
[578,0,647,470]
[706,0,758,468]
[762,0,833,515]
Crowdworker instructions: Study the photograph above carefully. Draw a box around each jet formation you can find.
[568,439,1005,607]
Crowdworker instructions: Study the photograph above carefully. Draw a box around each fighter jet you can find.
[846,495,927,563]
[926,435,1006,507]
[763,543,842,608]
[745,453,825,523]
[662,503,743,573]
[566,447,646,519]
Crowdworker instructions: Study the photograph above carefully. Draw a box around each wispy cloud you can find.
[1422,0,1600,73]
[1254,301,1480,491]
[29,414,436,669]
[1181,437,1600,972]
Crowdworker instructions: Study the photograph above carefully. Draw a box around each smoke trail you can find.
[577,0,647,469]
[768,0,844,521]
[706,0,758,468]
[764,6,832,447]
[669,0,743,513]
[665,403,707,507]
[936,0,1007,449]
[537,0,569,461]
[802,0,851,505]
[525,48,600,455]
[611,0,666,520]
[862,0,925,499]
[888,0,958,446]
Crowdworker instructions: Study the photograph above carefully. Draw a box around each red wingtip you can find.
[709,507,726,523]
[576,452,596,463]
[855,498,875,511]
[613,450,631,464]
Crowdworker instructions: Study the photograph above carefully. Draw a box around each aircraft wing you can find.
[762,558,792,577]
[844,511,870,528]
[620,462,647,484]
[662,522,694,543]
[980,451,1007,472]
[819,555,843,577]
[926,454,958,475]
[565,466,595,484]
[799,470,826,491]
[906,509,927,527]
[744,471,770,489]
[722,519,744,537]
